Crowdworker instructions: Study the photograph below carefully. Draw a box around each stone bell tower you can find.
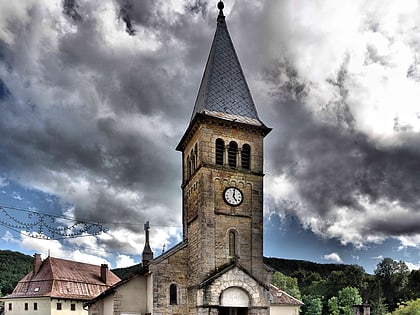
[176,1,271,314]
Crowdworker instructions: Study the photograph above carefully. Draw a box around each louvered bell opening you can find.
[241,144,250,170]
[216,138,224,165]
[228,141,237,168]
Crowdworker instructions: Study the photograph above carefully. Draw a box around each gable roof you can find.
[151,240,188,265]
[191,3,264,126]
[3,256,120,301]
[199,259,269,290]
[269,284,304,306]
[85,265,149,307]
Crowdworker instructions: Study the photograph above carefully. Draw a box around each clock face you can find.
[223,187,243,206]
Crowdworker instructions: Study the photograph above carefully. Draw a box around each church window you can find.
[228,141,238,168]
[25,303,28,310]
[195,143,198,168]
[191,149,196,170]
[241,144,251,170]
[8,303,12,311]
[34,303,38,310]
[169,283,178,305]
[215,138,224,165]
[71,303,76,311]
[57,303,62,310]
[229,230,236,256]
[187,155,191,179]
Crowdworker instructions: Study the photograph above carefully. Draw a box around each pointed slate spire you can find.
[191,1,262,125]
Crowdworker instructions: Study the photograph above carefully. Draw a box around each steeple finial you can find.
[217,1,224,16]
[217,1,225,24]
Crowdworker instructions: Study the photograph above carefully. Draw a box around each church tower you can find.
[176,2,271,314]
[85,2,292,315]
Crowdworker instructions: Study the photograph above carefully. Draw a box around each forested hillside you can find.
[0,250,32,296]
[264,256,349,277]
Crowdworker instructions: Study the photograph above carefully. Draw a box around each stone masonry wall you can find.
[150,245,189,315]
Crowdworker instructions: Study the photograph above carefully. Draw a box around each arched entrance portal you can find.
[219,287,249,315]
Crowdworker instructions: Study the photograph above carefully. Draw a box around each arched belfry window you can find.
[241,144,251,170]
[215,138,224,165]
[169,283,178,305]
[191,149,195,171]
[229,230,236,256]
[187,155,191,179]
[228,141,238,168]
[195,143,198,168]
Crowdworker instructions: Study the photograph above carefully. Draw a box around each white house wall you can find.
[270,305,300,315]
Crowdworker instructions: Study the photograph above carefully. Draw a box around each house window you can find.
[71,303,76,311]
[57,302,62,310]
[215,138,224,165]
[8,303,12,311]
[25,302,28,310]
[34,303,38,310]
[229,230,236,256]
[169,283,178,305]
[228,141,238,167]
[241,144,250,170]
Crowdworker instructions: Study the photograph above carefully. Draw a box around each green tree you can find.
[338,287,362,315]
[326,271,347,298]
[407,269,420,299]
[374,258,410,310]
[0,250,32,296]
[343,265,367,289]
[303,295,323,315]
[386,298,420,315]
[271,271,301,299]
[371,295,388,315]
[328,296,339,315]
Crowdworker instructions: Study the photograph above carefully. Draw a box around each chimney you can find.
[100,264,108,283]
[142,221,154,266]
[33,253,42,275]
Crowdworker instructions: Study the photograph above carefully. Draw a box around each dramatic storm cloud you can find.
[261,0,420,249]
[1,0,420,268]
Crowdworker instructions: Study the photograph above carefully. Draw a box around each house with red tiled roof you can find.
[0,254,120,315]
[269,284,304,315]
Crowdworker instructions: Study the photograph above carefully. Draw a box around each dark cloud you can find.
[265,62,420,240]
[63,0,82,22]
[0,0,192,252]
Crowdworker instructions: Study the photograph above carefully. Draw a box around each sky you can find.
[1,0,420,274]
